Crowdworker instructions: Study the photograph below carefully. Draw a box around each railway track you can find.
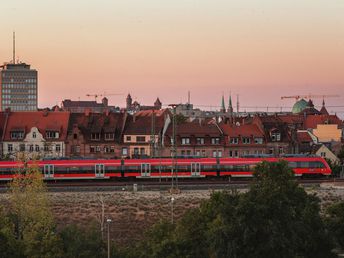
[1,178,343,193]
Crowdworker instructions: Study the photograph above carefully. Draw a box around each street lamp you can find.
[171,196,175,224]
[106,218,112,258]
[169,104,178,192]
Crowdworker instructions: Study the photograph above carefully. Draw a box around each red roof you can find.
[297,131,313,143]
[3,111,70,141]
[304,114,342,129]
[220,123,264,137]
[166,119,222,137]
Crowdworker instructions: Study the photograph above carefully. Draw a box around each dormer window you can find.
[211,137,220,145]
[91,133,101,140]
[271,132,281,142]
[33,132,36,138]
[181,138,190,145]
[254,137,263,144]
[230,137,239,144]
[242,137,251,144]
[46,131,59,139]
[10,130,24,140]
[196,138,204,145]
[105,133,115,141]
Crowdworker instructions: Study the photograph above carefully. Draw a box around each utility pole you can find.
[169,104,178,193]
[106,218,112,258]
[150,110,156,158]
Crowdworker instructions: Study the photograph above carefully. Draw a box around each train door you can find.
[191,162,201,176]
[141,163,151,177]
[43,164,54,178]
[95,164,105,178]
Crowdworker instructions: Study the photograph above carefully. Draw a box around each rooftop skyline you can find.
[0,0,343,114]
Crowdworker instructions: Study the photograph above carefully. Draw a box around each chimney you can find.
[104,109,110,116]
[85,108,91,117]
[43,109,49,117]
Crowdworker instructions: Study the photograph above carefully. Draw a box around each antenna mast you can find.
[13,31,15,64]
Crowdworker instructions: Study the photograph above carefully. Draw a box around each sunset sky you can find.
[0,0,343,114]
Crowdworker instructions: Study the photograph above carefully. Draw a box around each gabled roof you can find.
[220,123,264,137]
[124,109,170,135]
[304,114,343,129]
[0,112,9,141]
[3,111,70,141]
[165,119,222,137]
[297,131,313,143]
[68,112,125,142]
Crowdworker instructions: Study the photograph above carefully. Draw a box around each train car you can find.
[218,156,331,177]
[0,156,331,181]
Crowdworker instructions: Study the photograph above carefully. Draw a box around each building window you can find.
[136,136,145,143]
[320,152,326,158]
[230,137,238,144]
[218,150,222,157]
[212,150,217,157]
[211,138,220,145]
[126,136,131,141]
[196,150,201,157]
[242,137,251,144]
[202,150,206,157]
[32,132,36,138]
[19,144,25,152]
[29,145,34,152]
[105,133,115,141]
[90,146,96,153]
[73,133,78,140]
[72,145,80,154]
[122,147,128,156]
[134,148,139,155]
[91,133,100,140]
[181,138,190,145]
[10,131,24,140]
[7,144,13,152]
[56,144,61,152]
[110,146,115,153]
[46,131,59,139]
[271,132,281,142]
[254,138,263,144]
[229,150,239,157]
[279,147,284,154]
[196,138,204,145]
[104,146,110,153]
[96,146,101,152]
[35,145,40,152]
[186,150,191,156]
[140,148,145,155]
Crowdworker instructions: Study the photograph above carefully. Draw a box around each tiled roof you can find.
[3,111,70,141]
[297,131,313,143]
[220,123,264,137]
[68,112,125,142]
[0,112,9,141]
[166,119,222,136]
[304,114,343,129]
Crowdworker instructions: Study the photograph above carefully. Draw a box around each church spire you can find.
[220,95,225,113]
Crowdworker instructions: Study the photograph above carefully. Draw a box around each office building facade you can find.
[0,63,38,111]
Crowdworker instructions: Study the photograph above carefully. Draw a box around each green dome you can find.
[292,99,308,114]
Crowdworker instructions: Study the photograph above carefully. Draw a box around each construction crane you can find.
[86,93,123,101]
[281,94,340,101]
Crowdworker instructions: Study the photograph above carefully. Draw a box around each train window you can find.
[288,162,297,169]
[221,164,251,172]
[309,162,326,168]
[0,167,17,175]
[125,166,140,172]
[176,165,189,172]
[296,162,309,168]
[203,165,217,172]
[105,166,121,172]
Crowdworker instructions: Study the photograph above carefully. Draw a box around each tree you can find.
[60,223,109,258]
[9,158,64,258]
[325,201,344,250]
[131,161,336,258]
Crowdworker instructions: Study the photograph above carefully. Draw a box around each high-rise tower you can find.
[0,33,38,111]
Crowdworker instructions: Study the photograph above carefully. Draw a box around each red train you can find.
[0,156,331,181]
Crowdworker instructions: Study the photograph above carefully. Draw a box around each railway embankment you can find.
[1,184,344,247]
